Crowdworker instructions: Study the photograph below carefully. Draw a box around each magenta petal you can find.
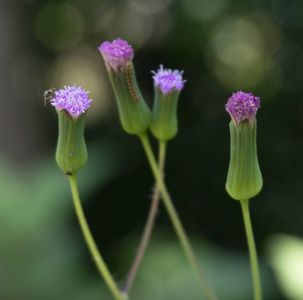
[51,84,92,118]
[225,91,260,126]
[99,38,134,72]
[151,65,186,94]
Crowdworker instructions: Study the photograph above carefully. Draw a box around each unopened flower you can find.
[152,65,186,94]
[51,84,92,118]
[99,38,134,73]
[150,65,186,141]
[98,38,151,135]
[225,91,260,127]
[225,91,262,201]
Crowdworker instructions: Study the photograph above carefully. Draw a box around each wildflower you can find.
[99,38,151,135]
[225,91,262,200]
[51,84,92,119]
[225,91,260,127]
[99,38,134,73]
[150,65,186,141]
[49,84,91,174]
[152,65,186,94]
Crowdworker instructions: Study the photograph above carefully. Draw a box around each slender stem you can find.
[123,140,167,293]
[138,132,218,300]
[240,199,262,300]
[69,174,127,300]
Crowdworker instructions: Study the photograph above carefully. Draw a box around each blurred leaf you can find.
[116,231,278,300]
[0,138,125,299]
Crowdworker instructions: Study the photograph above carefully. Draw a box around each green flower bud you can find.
[225,91,262,200]
[150,65,186,141]
[150,86,180,141]
[48,84,91,174]
[99,39,151,135]
[108,65,151,135]
[55,111,88,174]
[226,120,263,200]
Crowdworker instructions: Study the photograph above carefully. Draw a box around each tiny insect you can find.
[125,61,140,103]
[44,88,56,106]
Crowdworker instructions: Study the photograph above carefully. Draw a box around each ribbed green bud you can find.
[226,120,263,200]
[55,111,88,174]
[108,64,151,135]
[150,87,179,141]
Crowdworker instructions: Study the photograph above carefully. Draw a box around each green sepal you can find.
[55,111,88,174]
[226,120,263,200]
[150,87,179,141]
[108,65,151,135]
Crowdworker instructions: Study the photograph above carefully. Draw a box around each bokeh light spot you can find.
[48,47,111,124]
[35,3,84,52]
[182,0,228,21]
[95,2,153,48]
[267,234,303,299]
[206,17,266,90]
[130,0,172,14]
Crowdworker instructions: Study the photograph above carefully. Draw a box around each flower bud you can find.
[150,65,186,141]
[99,38,151,135]
[225,91,262,200]
[49,84,92,174]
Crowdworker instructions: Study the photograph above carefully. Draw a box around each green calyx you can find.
[108,63,151,135]
[226,120,263,200]
[55,111,88,174]
[150,87,180,141]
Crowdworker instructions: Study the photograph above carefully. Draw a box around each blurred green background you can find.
[1,0,303,299]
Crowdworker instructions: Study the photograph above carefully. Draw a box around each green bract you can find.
[108,65,151,135]
[226,120,263,200]
[55,111,88,174]
[150,86,180,141]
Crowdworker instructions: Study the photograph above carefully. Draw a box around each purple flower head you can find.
[51,84,92,118]
[99,38,134,72]
[152,65,186,94]
[225,91,260,126]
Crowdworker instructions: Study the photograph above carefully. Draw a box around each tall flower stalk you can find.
[99,38,217,300]
[225,91,263,300]
[123,65,186,293]
[123,139,166,293]
[138,131,217,300]
[50,85,126,300]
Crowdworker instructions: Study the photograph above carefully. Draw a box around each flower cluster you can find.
[225,91,260,126]
[152,65,186,94]
[99,38,134,72]
[51,84,92,118]
[47,35,264,300]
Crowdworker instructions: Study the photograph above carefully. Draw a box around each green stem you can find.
[69,174,127,300]
[240,199,262,300]
[123,140,167,293]
[139,132,218,300]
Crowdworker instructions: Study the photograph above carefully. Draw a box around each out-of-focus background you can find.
[1,0,303,299]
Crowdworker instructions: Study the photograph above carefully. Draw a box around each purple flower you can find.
[99,38,134,72]
[152,65,186,94]
[51,84,92,118]
[225,91,260,126]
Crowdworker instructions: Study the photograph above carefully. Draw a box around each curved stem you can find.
[69,174,127,300]
[138,132,218,300]
[240,199,262,300]
[123,140,167,293]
